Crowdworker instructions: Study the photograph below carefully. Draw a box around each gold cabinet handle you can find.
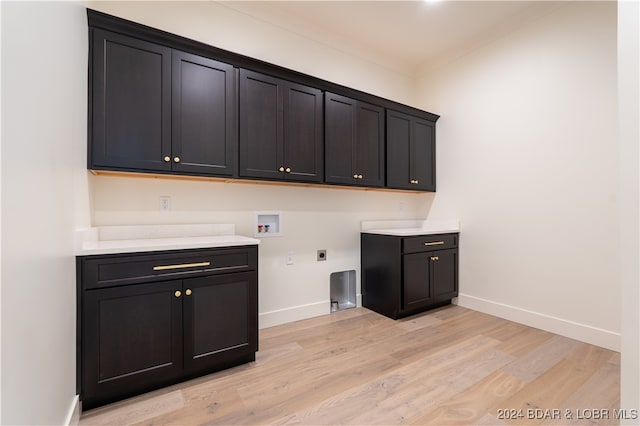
[185,289,192,296]
[285,167,291,173]
[173,156,181,163]
[424,241,445,246]
[153,261,211,271]
[163,156,171,163]
[175,290,182,298]
[279,166,285,172]
[410,179,419,184]
[430,256,439,261]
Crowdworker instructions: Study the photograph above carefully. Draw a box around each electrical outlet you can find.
[286,251,294,265]
[317,249,327,261]
[159,196,171,211]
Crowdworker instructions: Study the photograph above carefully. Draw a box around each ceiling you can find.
[219,1,567,77]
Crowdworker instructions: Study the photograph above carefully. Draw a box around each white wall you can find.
[618,0,640,418]
[416,2,620,350]
[87,1,416,106]
[86,1,432,327]
[0,0,633,423]
[91,177,432,327]
[1,1,90,424]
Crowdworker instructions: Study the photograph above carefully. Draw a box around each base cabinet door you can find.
[431,248,458,300]
[402,252,433,311]
[82,280,183,407]
[402,249,458,312]
[183,272,257,373]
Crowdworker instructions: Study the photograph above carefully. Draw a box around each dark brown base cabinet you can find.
[361,233,458,319]
[77,246,258,410]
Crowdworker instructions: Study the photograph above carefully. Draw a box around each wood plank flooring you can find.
[79,306,620,425]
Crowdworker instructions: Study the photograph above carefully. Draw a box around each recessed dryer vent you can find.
[330,270,356,313]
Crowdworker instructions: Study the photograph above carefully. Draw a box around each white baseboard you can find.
[259,301,329,329]
[259,295,363,329]
[65,395,80,426]
[456,294,621,352]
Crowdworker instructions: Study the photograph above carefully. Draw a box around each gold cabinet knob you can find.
[174,290,182,298]
[353,174,358,179]
[358,174,363,179]
[185,289,192,296]
[163,156,171,163]
[279,166,285,172]
[285,167,291,173]
[173,156,181,163]
[430,256,439,261]
[410,179,419,184]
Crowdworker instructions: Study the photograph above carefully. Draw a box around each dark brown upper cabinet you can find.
[90,29,236,177]
[239,69,324,183]
[172,51,236,176]
[91,29,172,172]
[325,93,385,188]
[386,110,436,191]
[87,10,441,191]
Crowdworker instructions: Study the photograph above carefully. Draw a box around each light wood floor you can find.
[79,306,620,425]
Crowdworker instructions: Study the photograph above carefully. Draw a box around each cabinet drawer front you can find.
[81,247,257,289]
[403,234,458,253]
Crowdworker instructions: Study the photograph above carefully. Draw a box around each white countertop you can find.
[361,219,460,237]
[76,224,259,256]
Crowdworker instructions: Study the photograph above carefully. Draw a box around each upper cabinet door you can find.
[325,93,356,185]
[355,102,385,187]
[172,51,236,176]
[239,69,323,182]
[239,70,282,180]
[283,83,324,182]
[325,93,384,187]
[411,117,436,191]
[386,110,436,191]
[91,29,172,172]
